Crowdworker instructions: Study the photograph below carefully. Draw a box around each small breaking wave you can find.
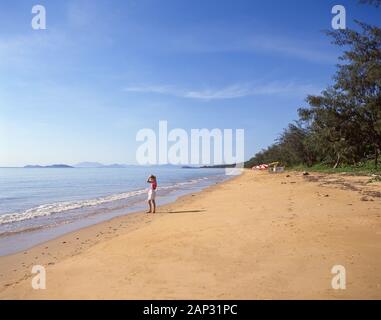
[0,177,209,226]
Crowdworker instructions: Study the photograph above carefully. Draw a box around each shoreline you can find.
[0,170,380,299]
[0,174,238,293]
[0,171,230,257]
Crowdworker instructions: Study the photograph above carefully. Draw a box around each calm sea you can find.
[0,167,228,256]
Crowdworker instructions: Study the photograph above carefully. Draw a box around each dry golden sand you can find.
[0,170,380,299]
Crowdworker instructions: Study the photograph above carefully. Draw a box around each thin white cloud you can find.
[123,82,321,100]
[151,24,337,64]
[244,35,335,64]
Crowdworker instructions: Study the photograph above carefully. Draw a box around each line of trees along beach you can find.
[246,1,381,172]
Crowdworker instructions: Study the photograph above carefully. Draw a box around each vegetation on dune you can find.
[291,160,381,175]
[245,1,381,173]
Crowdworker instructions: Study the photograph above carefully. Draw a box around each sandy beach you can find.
[0,170,380,299]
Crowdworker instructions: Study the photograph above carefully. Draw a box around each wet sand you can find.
[0,170,380,299]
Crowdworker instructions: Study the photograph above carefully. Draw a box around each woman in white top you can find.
[146,175,157,213]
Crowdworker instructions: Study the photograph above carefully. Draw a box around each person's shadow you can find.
[166,209,206,214]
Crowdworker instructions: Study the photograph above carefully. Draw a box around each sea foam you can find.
[0,177,209,225]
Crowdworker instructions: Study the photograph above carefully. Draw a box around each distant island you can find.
[74,162,181,168]
[74,162,129,168]
[22,163,186,169]
[24,164,74,168]
[21,162,238,169]
[74,162,105,168]
[200,164,236,169]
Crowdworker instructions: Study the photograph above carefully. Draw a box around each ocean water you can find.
[0,167,228,256]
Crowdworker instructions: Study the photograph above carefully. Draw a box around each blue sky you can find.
[0,0,379,166]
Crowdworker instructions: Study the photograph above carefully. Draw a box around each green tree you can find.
[299,17,381,168]
[246,1,380,170]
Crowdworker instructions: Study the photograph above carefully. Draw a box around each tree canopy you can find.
[245,2,381,170]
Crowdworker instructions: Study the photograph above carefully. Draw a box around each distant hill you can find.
[74,162,130,168]
[74,162,184,168]
[74,162,105,168]
[152,164,182,168]
[103,164,129,168]
[200,164,236,169]
[24,164,74,168]
[24,161,206,169]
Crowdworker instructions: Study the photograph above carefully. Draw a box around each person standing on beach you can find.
[146,175,157,213]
